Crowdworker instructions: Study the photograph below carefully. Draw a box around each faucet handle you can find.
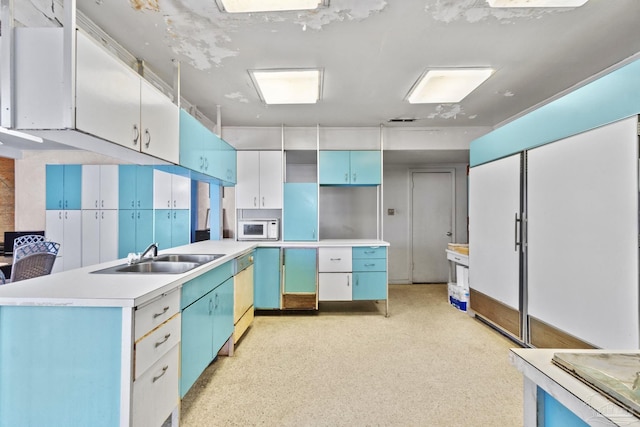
[127,253,141,265]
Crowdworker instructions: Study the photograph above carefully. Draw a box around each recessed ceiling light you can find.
[249,69,323,104]
[487,0,588,7]
[215,0,329,13]
[407,68,495,104]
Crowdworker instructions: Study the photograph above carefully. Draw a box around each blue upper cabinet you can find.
[46,165,82,210]
[319,151,380,185]
[118,165,153,210]
[179,109,236,184]
[283,183,318,241]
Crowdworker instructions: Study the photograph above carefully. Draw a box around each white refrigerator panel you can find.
[468,153,521,310]
[527,116,639,349]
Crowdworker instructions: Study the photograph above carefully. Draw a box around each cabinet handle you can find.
[132,124,139,146]
[514,213,521,252]
[353,173,357,182]
[131,212,135,220]
[167,200,171,208]
[152,366,168,383]
[137,200,141,208]
[101,211,104,220]
[330,258,341,261]
[59,200,62,209]
[344,173,348,183]
[59,211,62,220]
[365,263,375,267]
[200,156,205,170]
[364,250,375,254]
[131,201,135,208]
[208,298,213,314]
[167,212,171,219]
[154,333,171,348]
[254,197,257,207]
[64,212,68,220]
[137,212,141,219]
[262,196,265,207]
[204,158,209,171]
[312,229,316,239]
[95,200,98,208]
[144,129,151,148]
[347,275,350,287]
[101,200,104,208]
[64,200,68,209]
[214,293,219,310]
[152,306,169,318]
[95,211,98,219]
[173,211,177,219]
[173,200,176,208]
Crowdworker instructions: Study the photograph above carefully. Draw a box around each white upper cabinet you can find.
[153,169,191,210]
[140,79,179,163]
[81,165,119,210]
[236,151,282,209]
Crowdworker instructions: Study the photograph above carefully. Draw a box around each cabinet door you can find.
[179,109,204,173]
[352,272,387,300]
[99,165,119,210]
[350,151,381,185]
[81,165,100,210]
[204,132,219,178]
[63,165,82,210]
[153,170,173,209]
[171,210,191,248]
[154,210,173,251]
[259,151,283,209]
[62,210,82,271]
[318,272,352,301]
[135,210,154,253]
[46,165,64,210]
[220,140,237,184]
[180,293,214,398]
[319,151,350,184]
[99,210,118,263]
[283,183,318,241]
[140,78,179,163]
[118,210,137,258]
[212,277,234,354]
[119,165,137,209]
[76,30,141,149]
[254,248,281,309]
[236,151,260,208]
[283,248,317,293]
[45,210,64,256]
[136,166,154,210]
[172,174,191,209]
[81,210,100,267]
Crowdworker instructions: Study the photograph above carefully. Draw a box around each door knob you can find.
[446,232,452,237]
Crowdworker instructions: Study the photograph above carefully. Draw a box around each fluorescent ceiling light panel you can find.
[487,0,588,7]
[216,0,327,13]
[407,68,495,104]
[250,69,322,104]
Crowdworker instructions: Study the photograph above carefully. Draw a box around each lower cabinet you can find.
[254,247,281,309]
[180,263,234,398]
[118,209,154,258]
[352,247,387,300]
[282,248,317,309]
[81,209,118,267]
[45,209,82,273]
[154,209,191,251]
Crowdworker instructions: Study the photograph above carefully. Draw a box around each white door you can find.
[468,154,521,311]
[411,171,454,283]
[172,174,191,210]
[63,210,82,271]
[46,210,64,272]
[100,210,119,263]
[81,165,100,210]
[140,78,180,163]
[100,165,119,210]
[82,210,100,267]
[259,151,283,209]
[236,151,260,209]
[318,273,352,301]
[153,170,173,209]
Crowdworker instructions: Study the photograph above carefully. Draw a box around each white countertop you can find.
[510,348,640,426]
[0,239,388,308]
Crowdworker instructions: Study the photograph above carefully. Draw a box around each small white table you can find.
[446,249,468,283]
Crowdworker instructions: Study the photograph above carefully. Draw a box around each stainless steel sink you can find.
[91,253,225,274]
[153,254,225,264]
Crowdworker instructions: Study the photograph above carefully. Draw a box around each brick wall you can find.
[0,158,15,239]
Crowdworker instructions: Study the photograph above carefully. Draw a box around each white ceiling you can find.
[12,0,640,153]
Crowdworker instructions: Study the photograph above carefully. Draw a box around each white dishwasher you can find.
[233,251,254,343]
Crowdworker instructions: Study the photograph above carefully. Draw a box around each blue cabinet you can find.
[180,263,234,397]
[319,150,381,185]
[118,209,153,258]
[118,165,153,210]
[352,246,387,301]
[218,137,237,185]
[283,248,317,293]
[154,209,190,250]
[46,164,82,210]
[283,183,318,241]
[254,248,281,309]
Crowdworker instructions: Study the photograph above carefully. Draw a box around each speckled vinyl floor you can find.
[180,284,523,426]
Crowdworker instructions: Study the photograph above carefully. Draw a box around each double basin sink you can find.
[92,253,225,274]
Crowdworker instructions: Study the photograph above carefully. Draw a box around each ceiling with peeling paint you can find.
[14,0,640,132]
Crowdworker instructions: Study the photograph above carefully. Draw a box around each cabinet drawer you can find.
[318,247,352,272]
[135,290,180,340]
[135,313,181,380]
[352,246,386,259]
[181,261,233,309]
[352,258,386,272]
[133,344,179,427]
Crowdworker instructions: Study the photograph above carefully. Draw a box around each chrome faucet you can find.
[141,242,158,260]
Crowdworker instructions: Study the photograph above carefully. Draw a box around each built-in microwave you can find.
[237,219,279,241]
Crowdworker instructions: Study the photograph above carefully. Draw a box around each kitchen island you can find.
[0,238,388,426]
[510,348,640,426]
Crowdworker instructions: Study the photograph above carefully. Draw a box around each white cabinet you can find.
[76,31,179,163]
[81,165,118,210]
[318,247,353,301]
[81,210,118,267]
[153,169,191,210]
[236,151,282,209]
[46,209,82,273]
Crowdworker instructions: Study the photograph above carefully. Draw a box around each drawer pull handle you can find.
[152,366,168,383]
[365,263,375,267]
[155,333,171,348]
[153,306,170,318]
[330,258,341,261]
[364,251,375,254]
